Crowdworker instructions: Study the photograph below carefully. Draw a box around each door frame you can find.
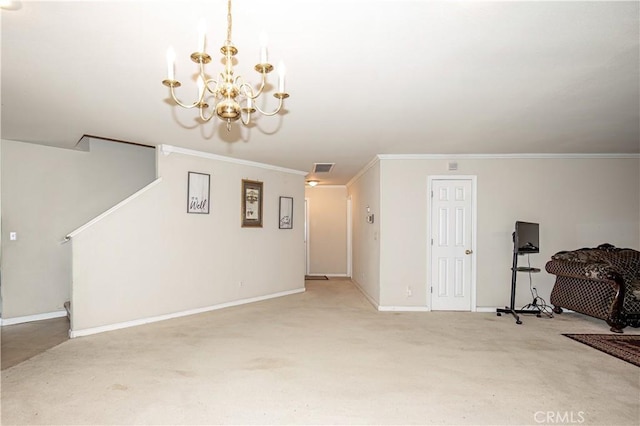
[304,197,310,275]
[346,196,353,278]
[426,175,478,312]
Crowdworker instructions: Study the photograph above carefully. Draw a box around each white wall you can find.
[304,186,348,276]
[347,160,381,305]
[69,146,306,335]
[377,155,640,310]
[0,138,156,319]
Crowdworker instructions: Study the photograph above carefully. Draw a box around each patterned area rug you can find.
[304,275,328,280]
[563,334,640,367]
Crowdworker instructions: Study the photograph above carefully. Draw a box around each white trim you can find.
[476,307,500,313]
[426,175,478,312]
[346,156,380,187]
[308,185,348,189]
[346,196,353,278]
[159,144,308,176]
[378,153,640,160]
[378,306,431,312]
[69,288,305,338]
[352,279,379,310]
[304,197,310,275]
[1,310,67,326]
[65,178,163,241]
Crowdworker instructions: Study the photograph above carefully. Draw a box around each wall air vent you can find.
[313,163,335,173]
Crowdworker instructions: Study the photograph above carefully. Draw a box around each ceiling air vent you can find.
[313,163,335,173]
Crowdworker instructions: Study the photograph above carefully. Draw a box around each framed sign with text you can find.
[187,172,210,214]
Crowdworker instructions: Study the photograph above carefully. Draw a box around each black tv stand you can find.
[496,251,542,324]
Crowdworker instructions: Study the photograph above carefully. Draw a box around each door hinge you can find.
[431,190,434,198]
[431,238,433,245]
[430,286,433,294]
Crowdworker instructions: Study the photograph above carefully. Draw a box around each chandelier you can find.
[162,0,289,131]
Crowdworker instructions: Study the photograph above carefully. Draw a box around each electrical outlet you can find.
[9,232,17,241]
[239,281,243,287]
[407,286,412,297]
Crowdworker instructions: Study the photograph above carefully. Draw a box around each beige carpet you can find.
[1,280,639,425]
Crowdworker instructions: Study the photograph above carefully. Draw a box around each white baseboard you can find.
[351,279,379,310]
[1,310,68,326]
[69,287,306,338]
[476,307,500,313]
[378,306,430,312]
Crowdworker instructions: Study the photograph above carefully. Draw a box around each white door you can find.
[430,179,474,311]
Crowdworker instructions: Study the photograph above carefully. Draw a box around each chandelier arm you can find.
[169,85,201,109]
[252,96,284,116]
[240,110,252,126]
[198,105,216,122]
[204,78,221,96]
[248,72,268,99]
[238,82,255,98]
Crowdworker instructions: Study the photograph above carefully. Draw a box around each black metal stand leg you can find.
[496,306,522,324]
[496,247,541,324]
[496,251,524,324]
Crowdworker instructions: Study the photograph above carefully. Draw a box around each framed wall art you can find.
[241,179,263,227]
[279,196,293,229]
[187,172,210,214]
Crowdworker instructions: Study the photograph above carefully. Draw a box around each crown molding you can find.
[306,185,347,189]
[159,144,308,176]
[377,153,640,160]
[346,156,380,187]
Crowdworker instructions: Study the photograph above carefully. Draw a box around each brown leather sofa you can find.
[545,244,640,333]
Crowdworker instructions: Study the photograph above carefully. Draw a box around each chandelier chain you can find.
[226,0,232,44]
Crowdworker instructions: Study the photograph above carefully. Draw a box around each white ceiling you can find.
[2,0,639,184]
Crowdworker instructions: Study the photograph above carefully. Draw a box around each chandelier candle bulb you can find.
[278,62,286,93]
[197,19,206,52]
[259,32,268,64]
[197,76,205,99]
[166,47,175,80]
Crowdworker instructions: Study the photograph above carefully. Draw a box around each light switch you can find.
[10,232,17,241]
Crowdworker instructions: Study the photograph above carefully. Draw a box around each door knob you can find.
[465,249,473,255]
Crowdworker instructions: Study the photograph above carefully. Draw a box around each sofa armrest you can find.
[545,260,622,284]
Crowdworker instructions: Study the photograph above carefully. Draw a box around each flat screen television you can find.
[514,221,539,254]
